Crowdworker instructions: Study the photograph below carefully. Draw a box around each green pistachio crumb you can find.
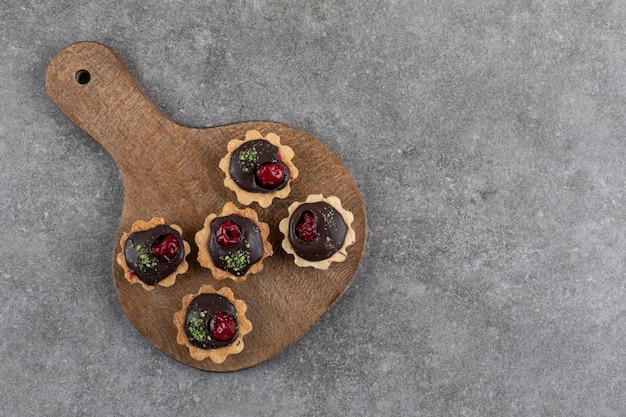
[239,148,258,163]
[238,148,258,174]
[322,207,337,230]
[239,148,259,168]
[188,316,208,341]
[135,244,157,270]
[220,249,251,274]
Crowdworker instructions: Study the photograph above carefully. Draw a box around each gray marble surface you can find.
[2,1,625,416]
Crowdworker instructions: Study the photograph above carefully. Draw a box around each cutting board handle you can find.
[45,41,177,175]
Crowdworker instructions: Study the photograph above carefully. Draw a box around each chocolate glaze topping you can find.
[209,214,264,276]
[288,202,348,261]
[185,293,238,349]
[229,139,290,192]
[123,225,184,286]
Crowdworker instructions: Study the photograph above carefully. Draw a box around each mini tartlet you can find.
[219,130,298,208]
[195,202,272,282]
[173,285,252,364]
[279,194,356,270]
[116,217,191,291]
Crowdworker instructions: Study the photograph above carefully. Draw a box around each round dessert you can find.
[219,130,298,208]
[279,194,356,270]
[173,285,252,364]
[195,202,272,282]
[116,218,191,291]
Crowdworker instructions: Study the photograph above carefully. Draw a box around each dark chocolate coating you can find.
[185,293,238,349]
[229,139,290,192]
[209,214,264,276]
[123,225,184,285]
[288,202,348,261]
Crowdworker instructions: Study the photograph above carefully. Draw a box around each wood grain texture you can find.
[45,41,367,371]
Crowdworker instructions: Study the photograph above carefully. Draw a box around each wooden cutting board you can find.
[45,41,367,372]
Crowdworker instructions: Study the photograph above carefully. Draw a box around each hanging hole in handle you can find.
[75,69,91,85]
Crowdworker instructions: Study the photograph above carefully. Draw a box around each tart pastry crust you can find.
[195,202,272,282]
[173,285,253,364]
[116,217,191,291]
[218,130,298,208]
[279,194,356,270]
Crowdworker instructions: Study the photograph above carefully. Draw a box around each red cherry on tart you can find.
[255,163,286,189]
[215,221,242,247]
[152,233,180,262]
[209,311,238,341]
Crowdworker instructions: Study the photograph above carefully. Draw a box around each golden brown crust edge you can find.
[172,285,253,364]
[115,217,191,291]
[279,194,356,270]
[195,202,273,282]
[218,130,299,208]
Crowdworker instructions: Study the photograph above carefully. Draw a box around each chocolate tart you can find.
[116,217,191,291]
[173,285,252,364]
[218,130,298,208]
[279,194,356,270]
[195,202,272,282]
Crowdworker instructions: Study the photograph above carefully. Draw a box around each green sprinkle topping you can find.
[220,249,251,274]
[238,147,258,174]
[239,148,258,163]
[187,314,208,341]
[322,207,337,230]
[135,244,157,270]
